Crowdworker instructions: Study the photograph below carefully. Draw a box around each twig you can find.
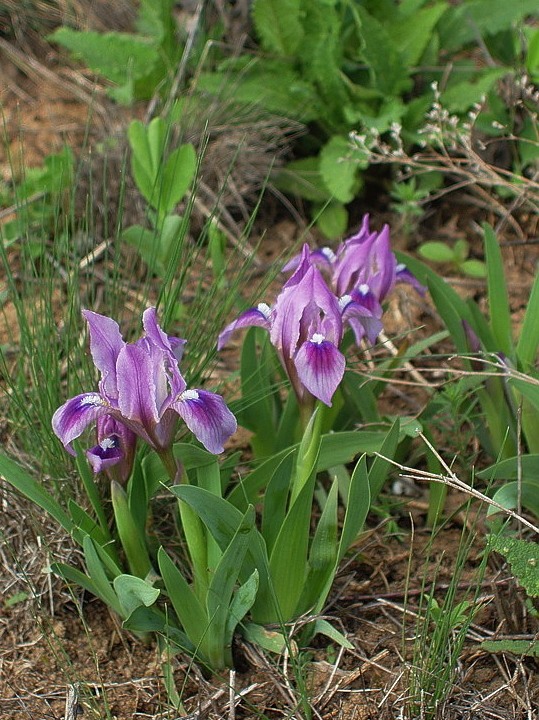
[228,669,236,720]
[373,433,539,536]
[64,683,80,720]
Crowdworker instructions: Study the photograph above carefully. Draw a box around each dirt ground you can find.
[1,30,539,720]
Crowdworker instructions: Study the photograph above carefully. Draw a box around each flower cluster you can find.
[52,308,236,481]
[219,215,423,408]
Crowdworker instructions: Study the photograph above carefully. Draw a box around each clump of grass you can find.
[403,515,487,720]
[0,0,136,41]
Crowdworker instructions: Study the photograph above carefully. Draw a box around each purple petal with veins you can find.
[52,393,110,454]
[82,310,125,400]
[116,343,160,432]
[172,388,237,454]
[217,304,272,350]
[294,335,345,406]
[143,307,187,362]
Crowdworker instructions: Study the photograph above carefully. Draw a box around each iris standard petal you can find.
[294,336,346,406]
[82,310,125,400]
[116,343,160,430]
[142,306,187,361]
[271,263,343,359]
[172,389,237,454]
[52,392,110,453]
[217,305,272,350]
[368,224,397,301]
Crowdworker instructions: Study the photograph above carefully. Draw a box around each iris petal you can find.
[52,393,109,454]
[86,435,124,474]
[217,306,272,350]
[82,310,125,400]
[172,389,237,454]
[294,339,345,406]
[116,343,160,430]
[142,307,187,362]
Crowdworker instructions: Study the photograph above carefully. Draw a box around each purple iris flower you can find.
[52,308,237,475]
[284,214,426,302]
[280,216,426,347]
[332,217,397,300]
[219,245,346,407]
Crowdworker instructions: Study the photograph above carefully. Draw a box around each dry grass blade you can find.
[374,433,539,536]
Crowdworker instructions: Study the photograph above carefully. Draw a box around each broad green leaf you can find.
[367,420,399,501]
[527,28,539,77]
[298,479,339,613]
[338,455,370,562]
[400,252,475,355]
[252,0,304,56]
[509,378,539,417]
[205,507,255,668]
[386,2,447,67]
[238,328,277,450]
[440,0,539,51]
[169,485,273,614]
[242,622,289,654]
[137,0,175,41]
[262,451,297,555]
[158,547,208,649]
[161,144,197,216]
[489,535,539,597]
[267,473,315,621]
[275,157,330,202]
[516,272,539,370]
[113,574,160,616]
[0,453,73,535]
[340,370,380,423]
[122,605,192,653]
[315,202,348,240]
[482,639,539,656]
[83,536,123,615]
[275,391,300,451]
[441,68,508,113]
[147,117,167,177]
[319,135,359,203]
[461,259,487,278]
[297,1,347,117]
[477,454,539,482]
[73,443,109,537]
[159,214,187,266]
[453,238,470,262]
[355,6,410,96]
[68,500,111,550]
[312,618,353,649]
[225,570,259,642]
[291,406,322,505]
[122,225,162,273]
[488,480,539,520]
[197,64,319,122]
[49,29,158,87]
[483,223,512,357]
[227,430,394,510]
[128,120,154,192]
[111,481,152,579]
[418,241,455,263]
